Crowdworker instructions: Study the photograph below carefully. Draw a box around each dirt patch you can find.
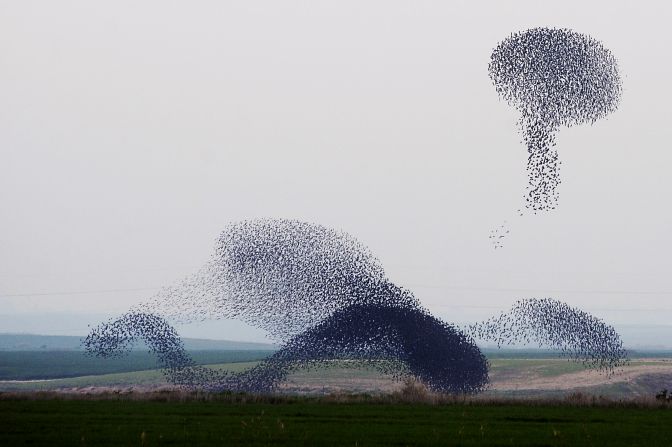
[491,361,672,391]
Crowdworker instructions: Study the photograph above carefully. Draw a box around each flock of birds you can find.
[86,219,627,394]
[86,220,490,393]
[85,27,626,394]
[86,301,491,394]
[466,298,627,373]
[489,27,622,214]
[487,28,622,249]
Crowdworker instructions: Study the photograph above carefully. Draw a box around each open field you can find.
[3,352,672,445]
[4,355,672,399]
[281,358,672,398]
[0,361,261,392]
[2,393,672,446]
[0,350,275,380]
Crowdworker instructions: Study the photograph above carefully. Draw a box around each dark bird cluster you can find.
[489,27,622,212]
[214,300,489,394]
[467,298,628,374]
[86,219,488,394]
[85,220,627,393]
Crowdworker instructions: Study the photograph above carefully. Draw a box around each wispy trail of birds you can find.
[85,219,627,393]
[488,220,510,250]
[488,28,621,248]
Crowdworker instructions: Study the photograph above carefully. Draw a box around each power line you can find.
[0,287,160,298]
[405,283,672,296]
[2,284,672,314]
[431,303,672,313]
[0,265,200,279]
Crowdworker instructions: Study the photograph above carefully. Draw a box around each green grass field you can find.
[0,361,261,391]
[3,353,672,445]
[0,350,275,380]
[2,396,672,446]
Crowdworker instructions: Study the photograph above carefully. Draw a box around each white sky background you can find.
[1,1,671,344]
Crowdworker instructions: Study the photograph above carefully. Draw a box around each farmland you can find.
[3,348,672,445]
[3,351,672,399]
[0,350,275,380]
[3,393,672,446]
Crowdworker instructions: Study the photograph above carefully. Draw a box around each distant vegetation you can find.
[0,350,274,380]
[0,333,276,351]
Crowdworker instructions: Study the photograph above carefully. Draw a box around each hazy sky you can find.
[1,1,671,344]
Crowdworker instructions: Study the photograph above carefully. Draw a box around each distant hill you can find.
[0,333,277,351]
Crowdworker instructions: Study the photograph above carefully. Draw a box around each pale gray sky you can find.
[1,1,671,344]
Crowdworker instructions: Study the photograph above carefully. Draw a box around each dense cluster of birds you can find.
[86,219,489,393]
[467,298,628,373]
[489,27,622,213]
[86,303,489,393]
[86,219,627,393]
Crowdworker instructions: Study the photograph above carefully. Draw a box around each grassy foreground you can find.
[2,393,672,446]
